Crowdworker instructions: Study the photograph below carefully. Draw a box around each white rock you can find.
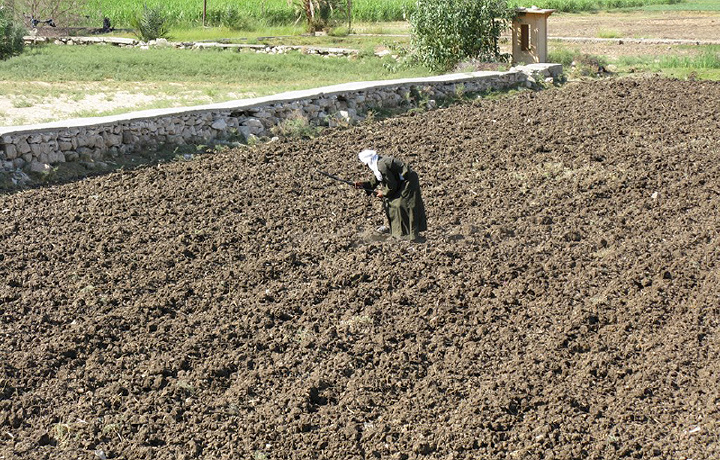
[29,162,51,173]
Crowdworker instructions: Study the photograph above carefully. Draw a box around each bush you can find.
[0,7,25,60]
[408,0,513,72]
[131,5,169,42]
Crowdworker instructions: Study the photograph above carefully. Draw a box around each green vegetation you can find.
[515,0,684,13]
[90,0,685,28]
[93,0,416,28]
[409,0,513,71]
[640,0,720,11]
[0,45,428,84]
[615,45,720,79]
[131,4,169,41]
[549,45,720,80]
[0,6,25,60]
[597,28,622,38]
[0,45,431,123]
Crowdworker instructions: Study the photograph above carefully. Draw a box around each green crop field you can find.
[90,0,686,28]
[91,0,415,28]
[641,0,720,10]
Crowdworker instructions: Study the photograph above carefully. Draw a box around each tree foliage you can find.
[292,0,350,32]
[0,6,25,60]
[408,0,514,72]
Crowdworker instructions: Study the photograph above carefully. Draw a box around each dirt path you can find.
[2,76,720,460]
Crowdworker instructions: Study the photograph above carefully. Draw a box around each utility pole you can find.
[203,0,207,26]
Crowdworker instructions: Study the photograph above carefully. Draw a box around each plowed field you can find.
[2,77,720,460]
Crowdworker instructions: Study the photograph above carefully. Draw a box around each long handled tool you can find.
[317,169,355,186]
[316,169,376,194]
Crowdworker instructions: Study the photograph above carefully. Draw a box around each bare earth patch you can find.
[0,89,161,125]
[0,81,254,127]
[547,10,720,41]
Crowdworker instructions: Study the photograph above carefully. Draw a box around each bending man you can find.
[355,149,427,241]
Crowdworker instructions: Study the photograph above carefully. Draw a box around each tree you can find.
[0,4,25,60]
[408,0,514,72]
[15,0,99,32]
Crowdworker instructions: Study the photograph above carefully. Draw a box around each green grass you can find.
[549,45,720,81]
[616,45,720,70]
[639,0,720,10]
[161,25,411,49]
[0,44,429,86]
[597,28,623,38]
[0,41,426,126]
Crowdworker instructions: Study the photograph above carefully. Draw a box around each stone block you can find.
[238,126,251,140]
[76,135,91,148]
[4,143,17,160]
[77,147,94,162]
[49,151,66,163]
[58,140,74,151]
[104,133,123,147]
[304,104,320,114]
[212,119,228,130]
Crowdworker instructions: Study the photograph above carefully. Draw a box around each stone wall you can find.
[0,64,562,175]
[23,36,368,57]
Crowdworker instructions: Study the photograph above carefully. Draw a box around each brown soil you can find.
[546,10,720,60]
[1,76,720,459]
[548,10,720,41]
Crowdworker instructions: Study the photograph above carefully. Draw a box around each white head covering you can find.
[358,149,382,181]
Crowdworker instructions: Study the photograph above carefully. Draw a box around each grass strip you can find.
[0,44,429,85]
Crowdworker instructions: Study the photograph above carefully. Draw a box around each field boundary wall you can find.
[0,64,562,175]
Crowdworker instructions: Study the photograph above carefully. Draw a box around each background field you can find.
[1,0,718,127]
[85,0,686,27]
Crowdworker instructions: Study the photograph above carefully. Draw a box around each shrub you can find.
[408,0,513,72]
[0,7,26,60]
[131,4,169,42]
